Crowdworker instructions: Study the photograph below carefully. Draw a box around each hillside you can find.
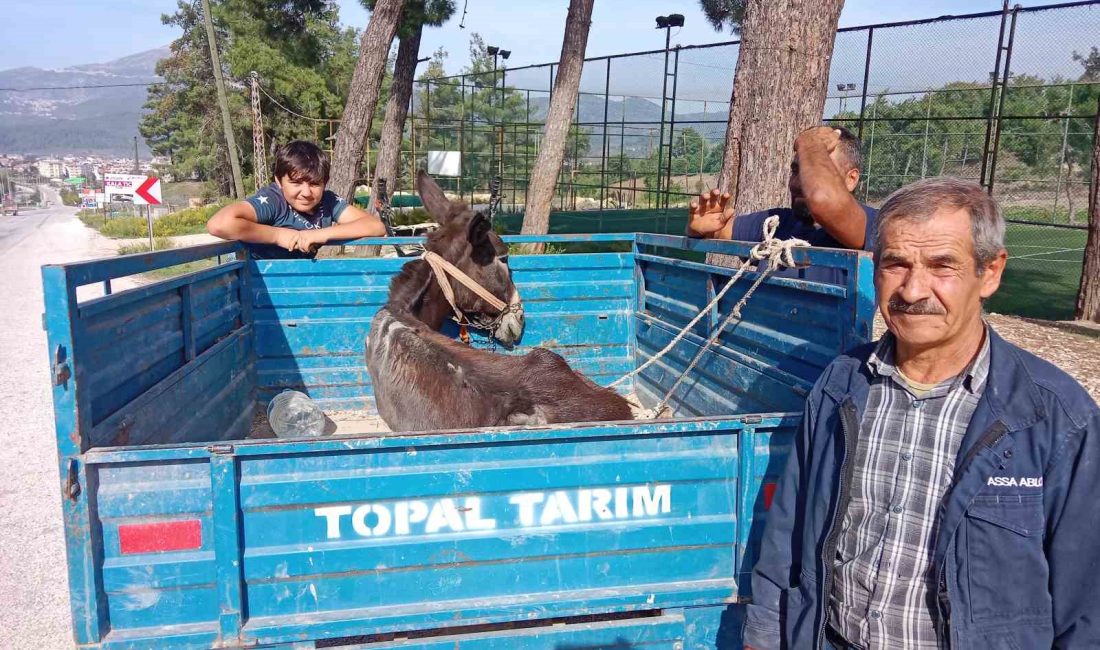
[0,48,166,156]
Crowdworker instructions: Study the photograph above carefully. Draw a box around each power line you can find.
[0,82,160,92]
[255,81,330,123]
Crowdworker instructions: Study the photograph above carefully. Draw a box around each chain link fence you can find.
[400,1,1098,319]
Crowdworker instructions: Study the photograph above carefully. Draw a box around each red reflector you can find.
[119,520,202,554]
[762,482,777,511]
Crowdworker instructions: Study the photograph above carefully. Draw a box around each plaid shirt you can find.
[828,328,991,649]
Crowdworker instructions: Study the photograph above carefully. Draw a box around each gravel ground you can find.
[0,190,138,649]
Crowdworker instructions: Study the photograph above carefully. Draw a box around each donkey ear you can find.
[417,170,452,224]
[467,213,491,246]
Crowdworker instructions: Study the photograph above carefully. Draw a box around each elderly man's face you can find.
[875,207,1006,351]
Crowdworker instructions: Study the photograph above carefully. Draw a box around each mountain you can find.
[528,94,726,157]
[0,47,167,157]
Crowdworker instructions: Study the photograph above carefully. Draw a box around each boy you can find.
[207,140,385,258]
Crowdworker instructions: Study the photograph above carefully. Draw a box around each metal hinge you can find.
[64,459,81,501]
[52,344,72,387]
[207,444,235,455]
[741,415,762,424]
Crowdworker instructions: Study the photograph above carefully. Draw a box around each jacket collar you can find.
[823,325,1045,434]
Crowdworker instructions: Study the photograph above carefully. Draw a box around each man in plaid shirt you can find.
[743,177,1100,649]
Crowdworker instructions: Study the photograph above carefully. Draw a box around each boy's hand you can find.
[294,228,330,254]
[274,229,301,252]
[688,189,734,237]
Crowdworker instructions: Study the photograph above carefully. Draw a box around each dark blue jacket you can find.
[743,328,1100,649]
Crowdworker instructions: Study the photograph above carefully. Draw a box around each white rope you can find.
[619,215,810,418]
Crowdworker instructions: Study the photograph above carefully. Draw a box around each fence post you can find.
[1051,83,1076,222]
[920,91,934,178]
[459,76,467,202]
[656,31,672,207]
[981,0,1011,189]
[986,4,1020,197]
[857,26,874,142]
[863,100,878,202]
[664,46,681,211]
[601,59,611,210]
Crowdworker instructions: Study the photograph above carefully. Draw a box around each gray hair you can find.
[873,176,1005,273]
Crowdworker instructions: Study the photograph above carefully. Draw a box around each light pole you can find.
[486,46,511,181]
[836,82,857,115]
[655,13,684,207]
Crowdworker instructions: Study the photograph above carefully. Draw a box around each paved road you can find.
[0,189,133,649]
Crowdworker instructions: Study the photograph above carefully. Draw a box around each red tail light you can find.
[118,520,202,554]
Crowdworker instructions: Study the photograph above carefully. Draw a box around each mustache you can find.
[887,297,946,315]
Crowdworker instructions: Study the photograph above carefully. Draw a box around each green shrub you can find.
[117,237,175,255]
[80,201,230,239]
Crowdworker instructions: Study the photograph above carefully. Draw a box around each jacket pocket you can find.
[965,495,1050,622]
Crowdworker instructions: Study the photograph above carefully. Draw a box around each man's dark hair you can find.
[273,140,330,184]
[835,126,863,173]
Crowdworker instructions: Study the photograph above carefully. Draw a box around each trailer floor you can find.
[248,394,656,440]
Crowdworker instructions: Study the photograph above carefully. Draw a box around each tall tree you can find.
[1075,96,1100,323]
[707,0,843,266]
[328,0,407,199]
[369,0,455,200]
[141,0,356,193]
[521,0,596,242]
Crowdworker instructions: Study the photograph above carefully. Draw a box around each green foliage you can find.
[80,202,228,239]
[141,1,358,194]
[59,187,81,206]
[414,35,543,193]
[699,0,747,34]
[361,0,455,38]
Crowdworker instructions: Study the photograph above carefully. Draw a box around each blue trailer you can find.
[42,233,874,649]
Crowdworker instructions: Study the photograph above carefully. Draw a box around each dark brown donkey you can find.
[366,171,633,432]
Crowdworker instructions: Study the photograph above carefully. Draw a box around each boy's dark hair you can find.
[273,140,330,184]
[834,126,863,173]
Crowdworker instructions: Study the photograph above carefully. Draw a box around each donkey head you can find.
[417,171,524,346]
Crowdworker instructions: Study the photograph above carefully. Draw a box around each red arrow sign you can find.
[134,176,161,205]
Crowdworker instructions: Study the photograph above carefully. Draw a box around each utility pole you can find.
[250,71,269,189]
[200,0,245,199]
[133,136,140,174]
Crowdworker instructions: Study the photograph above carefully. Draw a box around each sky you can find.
[0,0,1009,73]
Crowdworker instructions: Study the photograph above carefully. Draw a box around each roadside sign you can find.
[82,197,97,209]
[104,173,146,201]
[132,176,162,205]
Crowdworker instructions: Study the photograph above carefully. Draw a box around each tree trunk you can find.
[374,25,422,199]
[1075,98,1100,322]
[520,0,595,247]
[711,0,845,266]
[328,0,406,200]
[354,24,424,258]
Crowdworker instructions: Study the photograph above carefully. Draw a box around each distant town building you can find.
[36,158,65,179]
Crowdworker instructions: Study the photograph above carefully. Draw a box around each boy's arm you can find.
[293,204,386,253]
[206,201,299,251]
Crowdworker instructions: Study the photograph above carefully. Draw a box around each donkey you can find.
[366,171,633,432]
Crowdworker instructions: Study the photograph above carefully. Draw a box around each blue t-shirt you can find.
[244,183,349,259]
[731,204,878,284]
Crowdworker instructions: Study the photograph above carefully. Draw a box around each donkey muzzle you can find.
[493,290,524,346]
